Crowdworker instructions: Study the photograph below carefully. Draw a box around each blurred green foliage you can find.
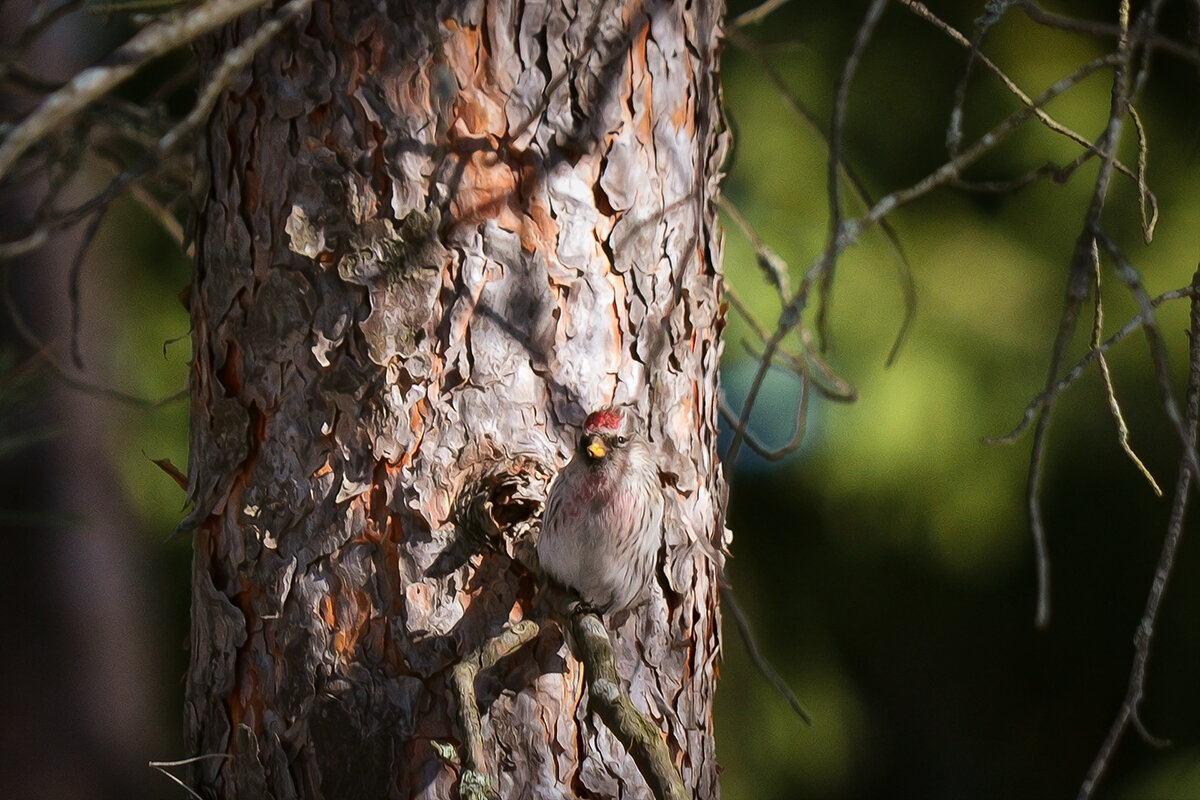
[716,0,1200,798]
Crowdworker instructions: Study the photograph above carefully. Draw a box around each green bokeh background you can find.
[714,1,1200,798]
[7,1,1200,797]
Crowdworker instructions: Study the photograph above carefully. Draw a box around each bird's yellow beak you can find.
[587,440,607,460]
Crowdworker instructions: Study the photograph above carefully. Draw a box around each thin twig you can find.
[43,0,316,240]
[819,0,890,348]
[725,27,916,364]
[721,323,785,468]
[722,254,856,403]
[1025,368,1059,629]
[845,54,1120,246]
[67,209,106,368]
[1098,228,1200,481]
[726,47,1116,473]
[804,49,1120,327]
[1023,0,1137,629]
[1125,102,1157,244]
[1076,267,1200,800]
[720,583,812,723]
[4,1,88,65]
[0,228,49,260]
[718,378,808,462]
[1018,0,1200,69]
[947,150,1089,195]
[720,197,792,302]
[1088,240,1161,495]
[1,264,185,411]
[989,285,1198,443]
[900,0,1156,216]
[726,0,889,468]
[731,0,792,28]
[149,754,231,800]
[0,0,273,183]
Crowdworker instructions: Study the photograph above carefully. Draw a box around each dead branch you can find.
[0,0,273,183]
[1076,266,1200,800]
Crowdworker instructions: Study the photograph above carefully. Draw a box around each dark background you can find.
[716,1,1200,797]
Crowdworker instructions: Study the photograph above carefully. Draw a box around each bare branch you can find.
[0,264,185,411]
[0,228,49,260]
[731,0,793,29]
[149,754,231,800]
[1019,0,1139,629]
[725,27,916,365]
[7,0,315,253]
[1098,228,1200,481]
[1018,0,1200,69]
[1087,240,1162,495]
[2,1,88,68]
[820,0,889,348]
[0,0,273,184]
[899,0,1157,219]
[990,285,1198,443]
[157,0,317,156]
[720,583,811,723]
[725,288,856,406]
[1126,102,1157,243]
[842,53,1119,255]
[726,16,1113,473]
[947,149,1088,195]
[1076,267,1200,800]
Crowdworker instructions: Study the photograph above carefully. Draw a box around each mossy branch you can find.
[448,619,541,800]
[564,599,688,800]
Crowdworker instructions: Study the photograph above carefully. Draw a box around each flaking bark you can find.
[184,1,728,797]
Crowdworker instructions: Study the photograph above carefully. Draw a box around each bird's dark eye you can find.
[616,436,628,445]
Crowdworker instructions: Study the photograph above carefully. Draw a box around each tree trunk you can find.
[184,1,728,798]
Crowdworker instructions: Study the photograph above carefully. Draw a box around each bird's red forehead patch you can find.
[584,408,624,433]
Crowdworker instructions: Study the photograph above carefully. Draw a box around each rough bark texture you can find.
[184,1,728,798]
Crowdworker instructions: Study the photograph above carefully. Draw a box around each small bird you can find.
[538,406,664,613]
